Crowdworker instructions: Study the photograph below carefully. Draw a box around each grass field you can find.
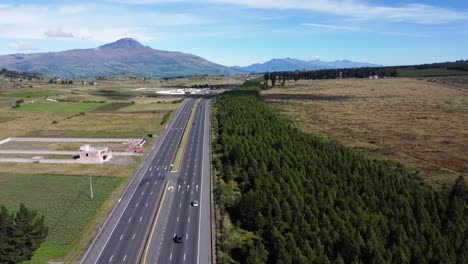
[0,174,121,264]
[48,113,163,137]
[16,101,106,113]
[263,78,467,190]
[0,90,62,98]
[0,157,140,178]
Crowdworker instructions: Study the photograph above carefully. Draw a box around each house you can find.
[79,144,112,164]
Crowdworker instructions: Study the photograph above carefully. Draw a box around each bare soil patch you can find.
[263,78,468,190]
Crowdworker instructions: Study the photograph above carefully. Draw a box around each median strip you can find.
[171,99,201,172]
[139,180,169,264]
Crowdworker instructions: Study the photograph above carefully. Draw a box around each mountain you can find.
[232,58,381,73]
[0,38,245,78]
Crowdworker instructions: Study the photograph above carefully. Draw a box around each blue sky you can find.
[0,0,467,66]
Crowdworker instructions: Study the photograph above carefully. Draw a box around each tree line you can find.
[263,67,397,87]
[262,59,468,87]
[0,204,48,263]
[213,80,467,263]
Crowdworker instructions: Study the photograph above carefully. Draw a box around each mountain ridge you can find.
[232,57,381,73]
[0,38,245,78]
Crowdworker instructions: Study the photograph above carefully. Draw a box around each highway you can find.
[80,97,213,264]
[144,99,212,263]
[80,98,197,264]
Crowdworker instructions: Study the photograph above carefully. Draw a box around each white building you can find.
[79,144,112,164]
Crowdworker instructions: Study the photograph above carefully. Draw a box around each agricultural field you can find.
[263,78,467,190]
[0,174,121,263]
[0,90,62,98]
[16,101,105,113]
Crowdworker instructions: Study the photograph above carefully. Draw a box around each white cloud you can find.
[302,23,361,31]
[302,22,425,38]
[58,5,87,15]
[8,41,38,51]
[119,0,467,24]
[0,4,212,44]
[45,28,75,38]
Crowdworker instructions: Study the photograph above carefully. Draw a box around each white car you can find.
[191,200,199,207]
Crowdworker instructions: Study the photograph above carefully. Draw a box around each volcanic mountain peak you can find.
[98,38,145,50]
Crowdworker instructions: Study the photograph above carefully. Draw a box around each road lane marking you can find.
[150,191,153,195]
[188,217,190,223]
[141,191,144,196]
[109,255,113,262]
[146,202,148,207]
[123,255,127,262]
[177,217,179,222]
[140,216,143,222]
[132,233,135,240]
[170,253,173,261]
[136,203,139,207]
[141,181,169,264]
[128,217,132,223]
[120,234,123,240]
[179,203,182,208]
[184,254,186,261]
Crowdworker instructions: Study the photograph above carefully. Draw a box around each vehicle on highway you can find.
[191,200,199,207]
[173,234,184,243]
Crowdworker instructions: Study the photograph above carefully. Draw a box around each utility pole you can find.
[89,176,94,199]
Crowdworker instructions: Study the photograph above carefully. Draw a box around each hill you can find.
[0,38,245,78]
[232,58,380,73]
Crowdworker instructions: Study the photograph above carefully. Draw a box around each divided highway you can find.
[144,99,212,263]
[80,98,213,264]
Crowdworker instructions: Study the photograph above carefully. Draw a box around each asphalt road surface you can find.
[144,99,212,264]
[80,98,197,264]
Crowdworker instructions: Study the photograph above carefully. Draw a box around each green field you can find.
[15,101,106,113]
[0,91,62,98]
[0,174,121,263]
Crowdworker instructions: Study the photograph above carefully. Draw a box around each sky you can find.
[0,0,467,66]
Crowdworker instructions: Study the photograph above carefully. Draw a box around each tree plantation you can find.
[213,81,467,263]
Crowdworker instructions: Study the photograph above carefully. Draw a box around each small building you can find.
[79,144,112,164]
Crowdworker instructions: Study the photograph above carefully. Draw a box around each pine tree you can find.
[8,204,48,263]
[0,206,14,263]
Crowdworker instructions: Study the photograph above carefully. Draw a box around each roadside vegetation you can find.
[172,99,200,172]
[213,80,467,263]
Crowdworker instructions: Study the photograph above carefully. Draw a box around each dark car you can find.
[173,234,183,243]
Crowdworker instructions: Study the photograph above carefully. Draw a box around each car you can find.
[173,234,183,243]
[191,200,199,207]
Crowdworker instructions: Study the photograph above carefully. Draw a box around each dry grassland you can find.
[263,78,467,190]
